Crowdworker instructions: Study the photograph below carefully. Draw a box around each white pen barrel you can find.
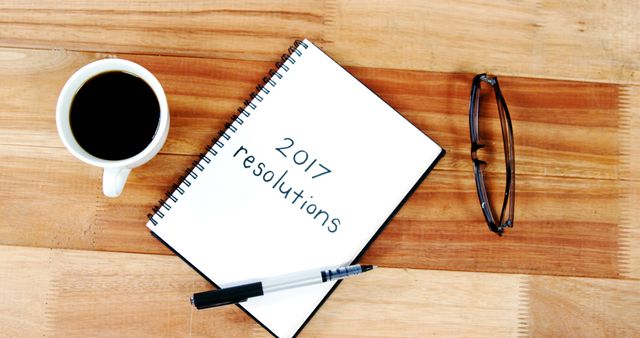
[261,265,365,294]
[262,269,322,293]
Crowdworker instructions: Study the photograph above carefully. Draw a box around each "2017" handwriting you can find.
[275,137,331,179]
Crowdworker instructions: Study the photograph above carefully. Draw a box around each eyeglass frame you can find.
[469,73,515,236]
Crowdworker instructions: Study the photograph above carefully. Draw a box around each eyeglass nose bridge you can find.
[471,142,487,166]
[479,74,497,86]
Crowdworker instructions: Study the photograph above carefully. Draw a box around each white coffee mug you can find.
[56,58,169,197]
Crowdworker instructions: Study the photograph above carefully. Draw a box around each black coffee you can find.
[70,71,160,160]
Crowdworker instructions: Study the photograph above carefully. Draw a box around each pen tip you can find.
[361,264,376,272]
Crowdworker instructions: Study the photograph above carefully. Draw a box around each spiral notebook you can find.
[146,39,444,338]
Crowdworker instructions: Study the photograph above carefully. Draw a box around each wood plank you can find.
[329,0,640,84]
[313,273,640,337]
[0,1,637,84]
[620,85,640,181]
[0,47,628,181]
[526,275,640,337]
[0,146,100,250]
[2,245,638,337]
[366,170,628,278]
[0,245,51,337]
[0,145,173,254]
[306,267,525,337]
[0,245,265,337]
[0,144,631,278]
[620,85,640,279]
[0,0,323,61]
[349,67,624,181]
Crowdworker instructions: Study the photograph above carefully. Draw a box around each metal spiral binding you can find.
[147,39,309,226]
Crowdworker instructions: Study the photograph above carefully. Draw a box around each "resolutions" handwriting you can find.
[233,137,340,233]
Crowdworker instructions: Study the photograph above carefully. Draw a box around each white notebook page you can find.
[147,39,442,338]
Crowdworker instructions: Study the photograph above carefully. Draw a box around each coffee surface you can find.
[70,71,160,160]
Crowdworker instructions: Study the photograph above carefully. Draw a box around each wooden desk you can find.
[1,1,638,336]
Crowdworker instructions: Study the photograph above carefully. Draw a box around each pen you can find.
[190,264,376,309]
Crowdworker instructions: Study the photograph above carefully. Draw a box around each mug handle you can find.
[103,167,131,197]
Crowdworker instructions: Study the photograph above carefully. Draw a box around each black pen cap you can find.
[192,282,264,310]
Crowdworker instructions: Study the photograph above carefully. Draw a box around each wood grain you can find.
[0,47,628,180]
[330,0,640,84]
[0,47,637,278]
[0,146,99,250]
[2,245,638,337]
[0,246,51,337]
[619,85,640,279]
[366,171,631,278]
[0,1,638,336]
[0,245,265,338]
[0,143,633,278]
[527,276,640,337]
[0,1,637,84]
